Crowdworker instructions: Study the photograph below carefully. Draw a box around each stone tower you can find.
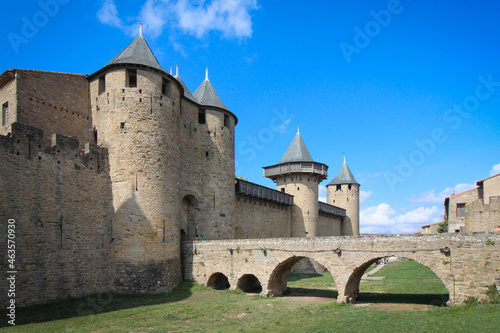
[263,129,328,237]
[88,29,183,292]
[326,157,360,235]
[192,69,237,239]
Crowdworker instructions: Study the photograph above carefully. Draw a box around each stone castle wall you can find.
[327,183,359,235]
[90,68,183,293]
[234,195,291,239]
[0,74,17,136]
[15,70,90,146]
[277,177,319,237]
[0,123,112,308]
[317,213,342,236]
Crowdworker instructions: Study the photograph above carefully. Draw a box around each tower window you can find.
[281,188,285,193]
[120,122,125,129]
[348,184,352,191]
[224,114,230,127]
[198,109,206,124]
[127,69,137,88]
[2,102,9,126]
[162,77,173,98]
[98,76,106,95]
[336,185,341,191]
[205,151,209,157]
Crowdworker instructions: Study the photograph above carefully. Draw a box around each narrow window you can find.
[198,109,206,124]
[1,102,8,126]
[224,114,230,127]
[336,185,341,191]
[456,203,465,218]
[98,76,106,95]
[162,78,169,96]
[205,151,209,157]
[120,122,125,129]
[127,69,137,88]
[348,184,352,191]
[281,188,285,193]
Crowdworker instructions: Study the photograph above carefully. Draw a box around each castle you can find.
[0,30,359,306]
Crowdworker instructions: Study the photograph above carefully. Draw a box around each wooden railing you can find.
[318,201,346,217]
[235,179,294,205]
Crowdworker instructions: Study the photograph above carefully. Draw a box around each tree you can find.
[437,219,448,233]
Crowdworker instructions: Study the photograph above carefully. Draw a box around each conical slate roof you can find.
[193,70,229,111]
[175,74,197,103]
[327,159,359,186]
[106,35,165,72]
[279,130,314,163]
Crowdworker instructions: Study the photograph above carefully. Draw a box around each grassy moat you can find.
[3,259,499,332]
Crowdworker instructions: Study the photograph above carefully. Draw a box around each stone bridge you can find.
[183,233,500,305]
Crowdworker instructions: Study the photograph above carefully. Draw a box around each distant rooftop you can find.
[327,158,359,186]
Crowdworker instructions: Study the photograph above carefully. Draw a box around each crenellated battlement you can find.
[0,122,108,173]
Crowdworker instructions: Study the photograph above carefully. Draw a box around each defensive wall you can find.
[183,232,500,305]
[0,122,113,307]
[0,70,90,146]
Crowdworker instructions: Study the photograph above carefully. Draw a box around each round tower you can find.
[263,129,328,237]
[326,157,360,235]
[88,29,183,292]
[192,69,237,239]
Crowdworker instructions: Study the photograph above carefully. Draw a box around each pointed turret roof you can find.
[327,158,359,186]
[279,128,314,163]
[174,65,197,103]
[193,68,229,111]
[106,34,166,72]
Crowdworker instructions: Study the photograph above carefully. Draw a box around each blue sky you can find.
[2,0,499,234]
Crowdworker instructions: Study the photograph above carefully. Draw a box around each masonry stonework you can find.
[2,30,497,309]
[183,233,500,305]
[0,123,112,307]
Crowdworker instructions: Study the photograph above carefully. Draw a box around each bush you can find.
[485,284,500,304]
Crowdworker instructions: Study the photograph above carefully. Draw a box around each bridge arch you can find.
[342,256,451,305]
[268,255,335,297]
[207,272,230,290]
[237,274,262,293]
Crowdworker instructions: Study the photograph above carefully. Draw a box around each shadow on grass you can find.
[357,292,449,306]
[7,281,198,328]
[284,287,339,299]
[287,273,324,282]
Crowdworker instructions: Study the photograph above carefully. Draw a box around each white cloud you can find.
[138,0,170,38]
[97,0,123,28]
[491,163,500,176]
[359,190,372,204]
[360,203,441,234]
[97,0,258,40]
[407,183,475,204]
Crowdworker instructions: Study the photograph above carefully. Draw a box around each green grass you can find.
[2,259,499,332]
